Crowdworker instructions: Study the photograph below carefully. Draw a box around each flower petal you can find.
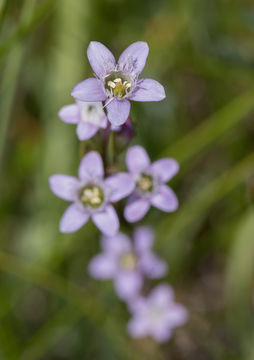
[140,253,168,278]
[129,78,166,102]
[60,204,89,233]
[87,41,116,78]
[115,271,142,300]
[71,78,107,102]
[49,175,79,201]
[133,226,154,253]
[105,173,135,202]
[78,151,104,181]
[92,205,119,236]
[151,158,179,183]
[151,326,172,343]
[127,316,149,338]
[118,41,149,76]
[151,185,178,212]
[88,254,117,279]
[100,114,108,128]
[58,104,80,124]
[149,284,174,307]
[106,99,130,126]
[76,122,98,141]
[124,196,150,223]
[126,145,150,174]
[165,304,188,327]
[101,233,132,255]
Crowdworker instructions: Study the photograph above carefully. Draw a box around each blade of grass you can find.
[162,87,254,165]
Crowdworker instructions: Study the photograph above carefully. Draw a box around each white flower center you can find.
[80,102,104,126]
[79,185,104,209]
[119,251,138,270]
[105,71,132,98]
[136,173,153,193]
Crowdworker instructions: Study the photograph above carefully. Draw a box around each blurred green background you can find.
[1,0,254,359]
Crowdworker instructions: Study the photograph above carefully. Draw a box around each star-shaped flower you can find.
[88,227,168,300]
[58,101,107,140]
[124,145,179,222]
[127,284,188,342]
[49,151,134,236]
[71,41,165,126]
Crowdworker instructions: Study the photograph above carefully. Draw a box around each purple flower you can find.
[127,284,188,343]
[124,145,179,223]
[71,41,165,127]
[88,227,168,301]
[58,101,107,141]
[49,151,134,236]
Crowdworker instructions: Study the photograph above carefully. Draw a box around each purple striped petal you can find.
[118,41,149,76]
[151,158,179,183]
[76,122,98,141]
[127,316,149,338]
[126,145,150,174]
[106,98,130,126]
[71,78,107,102]
[78,151,104,181]
[151,185,178,212]
[87,41,116,78]
[129,78,166,102]
[105,173,135,202]
[60,204,89,233]
[92,205,119,236]
[58,104,80,124]
[149,285,174,307]
[140,253,168,278]
[49,175,79,201]
[124,197,150,223]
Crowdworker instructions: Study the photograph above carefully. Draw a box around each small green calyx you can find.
[120,252,138,270]
[79,185,104,209]
[137,173,153,193]
[105,71,132,98]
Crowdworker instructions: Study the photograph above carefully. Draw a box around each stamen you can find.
[107,80,116,89]
[80,185,104,209]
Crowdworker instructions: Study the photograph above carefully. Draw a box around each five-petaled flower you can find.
[127,284,188,342]
[88,227,168,300]
[49,151,134,236]
[124,145,179,222]
[71,41,166,127]
[58,101,107,141]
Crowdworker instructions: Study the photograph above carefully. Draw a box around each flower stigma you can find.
[136,173,153,193]
[79,184,104,209]
[105,71,132,98]
[120,252,138,270]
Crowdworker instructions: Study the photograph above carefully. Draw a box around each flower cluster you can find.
[49,41,187,343]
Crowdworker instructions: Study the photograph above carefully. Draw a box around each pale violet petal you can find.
[49,175,79,201]
[71,78,107,102]
[58,104,80,124]
[124,196,150,223]
[118,41,149,76]
[92,205,119,236]
[105,173,135,202]
[129,78,165,102]
[126,145,150,174]
[133,226,154,253]
[88,254,117,279]
[151,185,178,212]
[106,99,130,126]
[101,233,132,255]
[151,158,179,183]
[60,204,89,233]
[87,41,116,78]
[114,271,143,300]
[78,151,104,180]
[76,122,98,141]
